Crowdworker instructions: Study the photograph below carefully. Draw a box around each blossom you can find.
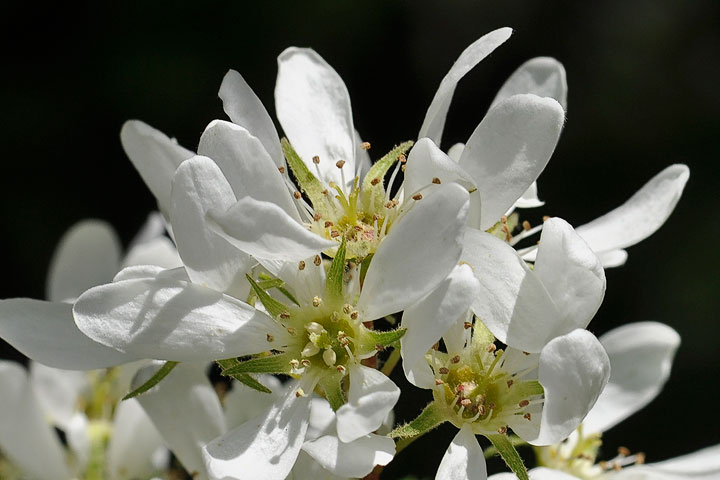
[0,218,176,479]
[394,218,610,480]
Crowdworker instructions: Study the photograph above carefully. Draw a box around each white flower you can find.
[396,218,611,480]
[0,217,176,479]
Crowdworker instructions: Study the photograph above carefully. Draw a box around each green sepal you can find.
[325,237,346,302]
[222,353,293,376]
[281,138,332,217]
[217,358,272,394]
[318,372,345,411]
[359,253,373,288]
[360,140,413,209]
[246,274,292,318]
[486,433,529,480]
[364,327,407,349]
[511,380,544,399]
[389,402,445,439]
[257,276,300,306]
[483,435,526,458]
[471,317,495,351]
[123,361,178,400]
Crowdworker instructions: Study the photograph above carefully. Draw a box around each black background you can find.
[1,1,719,478]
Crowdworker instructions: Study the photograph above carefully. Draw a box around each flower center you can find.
[428,323,544,435]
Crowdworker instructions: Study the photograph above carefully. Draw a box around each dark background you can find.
[1,1,718,478]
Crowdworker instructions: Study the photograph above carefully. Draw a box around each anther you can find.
[289,359,300,368]
[314,255,322,266]
[412,193,423,201]
[435,378,445,385]
[401,164,406,172]
[542,215,550,222]
[432,177,441,184]
[337,365,347,375]
[398,154,407,163]
[375,344,385,351]
[519,399,530,407]
[450,355,460,364]
[280,311,291,319]
[287,327,297,336]
[522,351,530,356]
[313,213,322,221]
[464,322,472,329]
[278,166,285,174]
[487,344,497,353]
[635,453,646,464]
[324,221,334,228]
[313,155,320,164]
[438,367,449,375]
[350,311,359,319]
[330,230,340,238]
[330,311,340,322]
[322,189,329,195]
[384,201,395,209]
[522,220,531,231]
[296,388,307,398]
[312,296,322,307]
[360,141,371,150]
[477,405,486,416]
[301,359,311,368]
[618,447,631,457]
[294,191,302,199]
[500,215,508,224]
[507,379,514,388]
[497,426,508,434]
[524,413,532,421]
[371,177,381,186]
[343,304,352,314]
[298,260,306,270]
[460,399,472,407]
[336,160,346,169]
[266,333,274,342]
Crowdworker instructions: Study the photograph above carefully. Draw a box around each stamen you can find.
[301,359,311,368]
[312,296,322,307]
[266,333,274,342]
[412,193,423,201]
[371,177,381,186]
[432,177,441,184]
[296,388,307,398]
[360,141,371,150]
[298,260,306,270]
[313,255,322,266]
[337,365,347,375]
[497,426,508,434]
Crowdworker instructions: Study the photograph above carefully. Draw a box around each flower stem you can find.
[380,347,401,377]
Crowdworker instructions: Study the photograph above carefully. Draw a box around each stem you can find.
[380,347,401,376]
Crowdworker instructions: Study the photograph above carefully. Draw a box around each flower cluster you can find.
[1,26,714,480]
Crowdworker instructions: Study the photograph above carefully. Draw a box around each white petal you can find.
[533,218,606,335]
[514,181,545,209]
[198,120,299,221]
[203,377,314,480]
[292,450,345,480]
[461,229,557,353]
[66,413,90,470]
[208,196,335,261]
[47,220,121,303]
[488,468,581,480]
[612,444,720,479]
[29,362,88,429]
[0,298,136,369]
[419,27,513,146]
[520,330,610,446]
[275,47,355,190]
[133,362,226,479]
[447,143,465,162]
[459,94,565,230]
[302,433,394,478]
[401,265,479,387]
[490,57,568,111]
[219,69,284,167]
[73,273,286,362]
[122,236,182,270]
[127,211,167,249]
[170,156,255,294]
[224,375,284,428]
[107,398,167,480]
[306,397,337,441]
[336,365,400,442]
[120,120,195,215]
[576,164,690,253]
[358,183,469,320]
[403,137,477,199]
[435,425,486,480]
[596,249,628,268]
[0,361,70,480]
[583,322,680,434]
